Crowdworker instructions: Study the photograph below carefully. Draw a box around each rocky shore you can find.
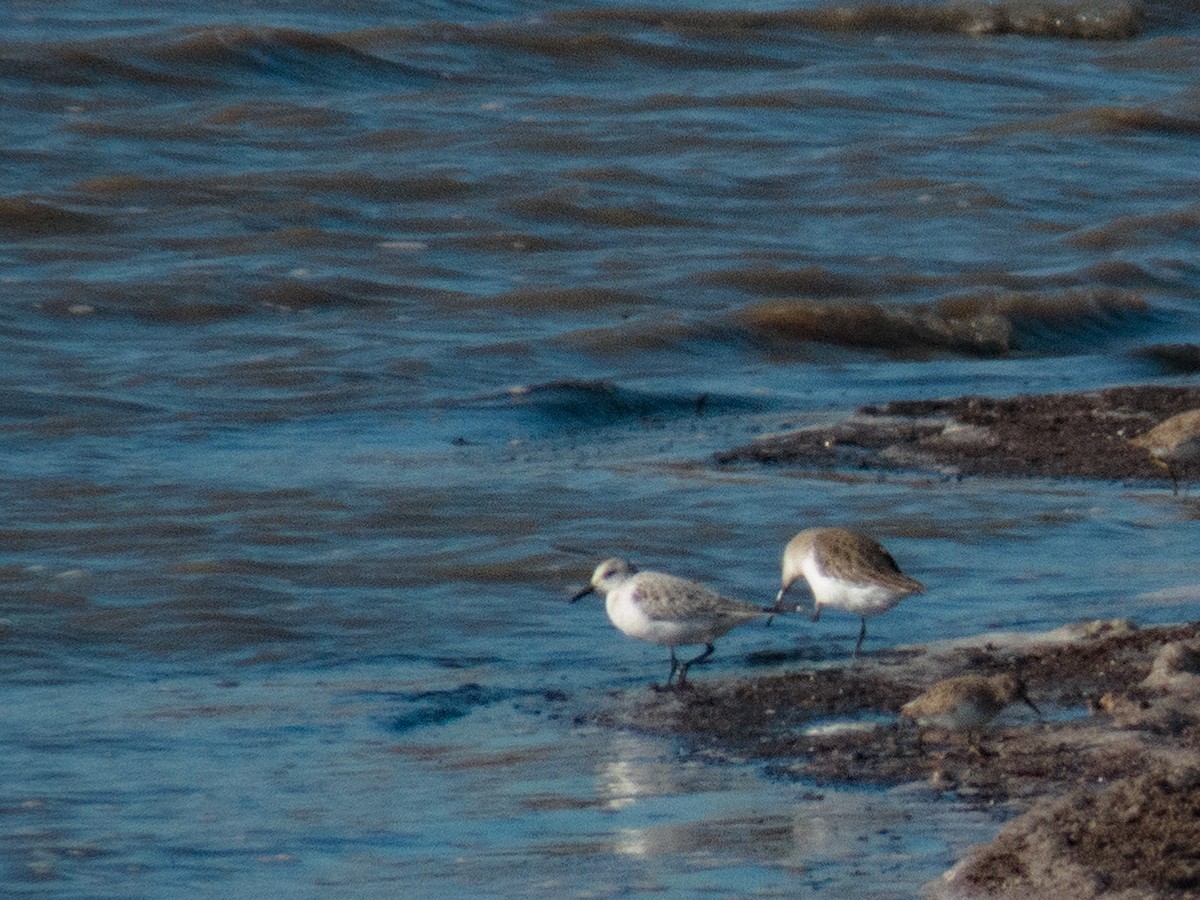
[603,384,1200,896]
[715,384,1200,485]
[594,619,1200,898]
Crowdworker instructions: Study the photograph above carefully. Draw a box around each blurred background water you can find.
[4,0,1200,895]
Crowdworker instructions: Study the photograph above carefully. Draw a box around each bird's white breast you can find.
[604,580,710,647]
[803,555,904,617]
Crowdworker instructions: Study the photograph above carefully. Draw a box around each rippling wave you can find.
[3,0,1200,894]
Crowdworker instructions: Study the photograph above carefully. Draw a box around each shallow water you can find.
[4,0,1200,894]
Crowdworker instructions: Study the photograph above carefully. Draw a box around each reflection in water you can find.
[587,727,988,894]
[596,732,689,812]
[614,827,652,860]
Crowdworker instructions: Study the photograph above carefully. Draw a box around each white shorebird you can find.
[572,557,771,689]
[774,527,924,657]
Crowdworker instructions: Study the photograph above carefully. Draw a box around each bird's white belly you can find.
[803,559,902,617]
[916,700,991,730]
[1169,435,1200,462]
[606,592,709,647]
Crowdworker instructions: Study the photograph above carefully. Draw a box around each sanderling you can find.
[900,672,1039,751]
[773,527,924,657]
[572,557,771,689]
[1129,408,1200,494]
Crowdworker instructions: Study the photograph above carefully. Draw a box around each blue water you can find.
[4,0,1200,894]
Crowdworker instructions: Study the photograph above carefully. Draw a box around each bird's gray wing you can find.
[632,572,764,621]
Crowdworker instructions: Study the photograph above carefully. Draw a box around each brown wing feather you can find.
[813,528,924,594]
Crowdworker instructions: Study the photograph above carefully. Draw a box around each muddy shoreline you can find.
[715,383,1200,485]
[606,384,1200,896]
[592,620,1200,898]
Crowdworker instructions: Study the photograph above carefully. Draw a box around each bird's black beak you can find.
[765,585,797,627]
[771,584,798,615]
[570,585,595,603]
[1019,687,1041,716]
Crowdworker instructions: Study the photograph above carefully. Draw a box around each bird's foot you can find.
[967,741,994,759]
[650,680,690,693]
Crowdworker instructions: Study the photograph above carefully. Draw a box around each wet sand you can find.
[592,619,1200,898]
[593,384,1200,896]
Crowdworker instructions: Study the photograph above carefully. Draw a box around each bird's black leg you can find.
[770,584,792,616]
[967,732,993,758]
[661,647,680,690]
[677,643,715,688]
[1170,463,1180,495]
[853,617,868,657]
[687,643,715,668]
